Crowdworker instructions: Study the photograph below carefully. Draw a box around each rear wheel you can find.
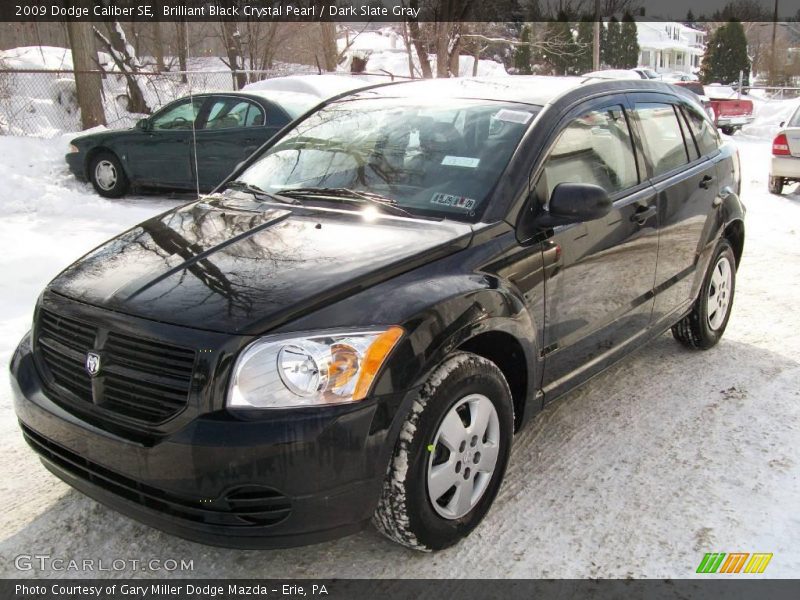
[769,176,784,195]
[373,352,514,551]
[672,239,736,350]
[89,151,129,198]
[720,125,735,135]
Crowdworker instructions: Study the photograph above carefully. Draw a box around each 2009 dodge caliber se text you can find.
[11,77,744,551]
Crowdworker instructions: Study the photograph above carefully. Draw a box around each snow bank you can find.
[740,98,800,141]
[243,74,370,98]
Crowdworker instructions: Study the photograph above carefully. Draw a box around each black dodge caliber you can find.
[11,77,744,551]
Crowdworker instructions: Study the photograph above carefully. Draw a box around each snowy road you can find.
[0,134,798,578]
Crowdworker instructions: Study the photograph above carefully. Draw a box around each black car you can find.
[65,90,319,197]
[11,77,744,551]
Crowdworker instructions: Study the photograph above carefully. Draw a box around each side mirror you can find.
[136,118,151,131]
[546,182,612,225]
[780,121,786,128]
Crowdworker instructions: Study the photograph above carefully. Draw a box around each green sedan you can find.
[65,90,319,197]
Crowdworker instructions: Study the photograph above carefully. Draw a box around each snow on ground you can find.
[0,131,798,578]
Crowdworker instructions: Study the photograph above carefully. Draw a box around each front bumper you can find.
[10,331,411,549]
[771,155,800,180]
[65,152,85,181]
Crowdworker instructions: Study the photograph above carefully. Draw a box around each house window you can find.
[641,50,651,66]
[676,53,683,66]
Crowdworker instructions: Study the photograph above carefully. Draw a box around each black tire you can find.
[769,176,784,195]
[89,151,129,198]
[373,352,514,551]
[720,125,735,136]
[672,239,736,350]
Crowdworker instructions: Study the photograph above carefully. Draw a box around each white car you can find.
[769,103,800,194]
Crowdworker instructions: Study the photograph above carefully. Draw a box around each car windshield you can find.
[234,97,540,221]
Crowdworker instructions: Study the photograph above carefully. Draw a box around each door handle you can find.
[630,205,657,225]
[699,175,715,189]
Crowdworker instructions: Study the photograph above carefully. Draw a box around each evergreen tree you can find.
[686,9,695,22]
[620,12,640,69]
[514,25,533,74]
[602,17,622,68]
[700,20,750,85]
[575,19,594,74]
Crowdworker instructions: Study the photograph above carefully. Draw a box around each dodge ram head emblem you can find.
[85,352,101,377]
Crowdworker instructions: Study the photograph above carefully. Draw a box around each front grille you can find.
[37,310,95,404]
[36,308,196,427]
[22,425,292,528]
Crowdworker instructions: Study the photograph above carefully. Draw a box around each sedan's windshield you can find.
[234,97,540,221]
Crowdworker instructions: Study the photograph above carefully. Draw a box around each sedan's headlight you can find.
[228,327,404,409]
[67,144,80,154]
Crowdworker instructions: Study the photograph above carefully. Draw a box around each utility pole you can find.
[593,0,600,70]
[770,0,778,86]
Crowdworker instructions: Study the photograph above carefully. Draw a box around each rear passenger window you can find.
[536,106,638,202]
[683,106,720,157]
[635,103,690,177]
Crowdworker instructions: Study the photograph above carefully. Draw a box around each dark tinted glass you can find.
[683,105,720,156]
[536,105,638,202]
[635,103,690,176]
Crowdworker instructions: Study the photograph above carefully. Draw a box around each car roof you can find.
[344,76,693,108]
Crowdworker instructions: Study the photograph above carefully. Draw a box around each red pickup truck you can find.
[674,82,754,135]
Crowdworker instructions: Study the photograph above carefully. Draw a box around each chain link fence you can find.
[0,65,323,137]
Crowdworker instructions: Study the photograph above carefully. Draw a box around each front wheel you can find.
[769,176,784,195]
[89,151,129,198]
[373,352,514,551]
[672,239,736,350]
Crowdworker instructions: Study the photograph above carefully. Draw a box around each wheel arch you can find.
[457,331,529,431]
[724,218,745,270]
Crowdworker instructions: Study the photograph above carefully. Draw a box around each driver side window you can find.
[535,105,638,206]
[151,98,204,131]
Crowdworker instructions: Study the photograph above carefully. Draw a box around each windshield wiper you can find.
[225,180,301,205]
[275,187,414,218]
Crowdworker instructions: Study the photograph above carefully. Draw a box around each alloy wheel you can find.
[707,256,732,330]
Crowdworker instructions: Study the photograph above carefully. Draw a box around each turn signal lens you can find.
[353,326,404,400]
[772,133,791,156]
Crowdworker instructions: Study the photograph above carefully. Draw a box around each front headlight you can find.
[67,143,80,154]
[228,327,404,409]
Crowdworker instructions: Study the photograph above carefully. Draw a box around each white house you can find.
[635,21,705,76]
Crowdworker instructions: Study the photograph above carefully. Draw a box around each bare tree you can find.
[93,22,150,114]
[318,22,339,72]
[66,13,106,128]
[175,21,188,83]
[219,21,247,89]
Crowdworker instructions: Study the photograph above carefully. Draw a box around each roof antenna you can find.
[184,20,201,198]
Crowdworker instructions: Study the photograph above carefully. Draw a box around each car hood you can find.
[71,128,129,146]
[48,197,473,334]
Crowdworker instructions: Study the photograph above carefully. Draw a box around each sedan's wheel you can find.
[672,239,737,350]
[769,176,784,195]
[89,151,129,198]
[373,352,514,551]
[427,394,500,520]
